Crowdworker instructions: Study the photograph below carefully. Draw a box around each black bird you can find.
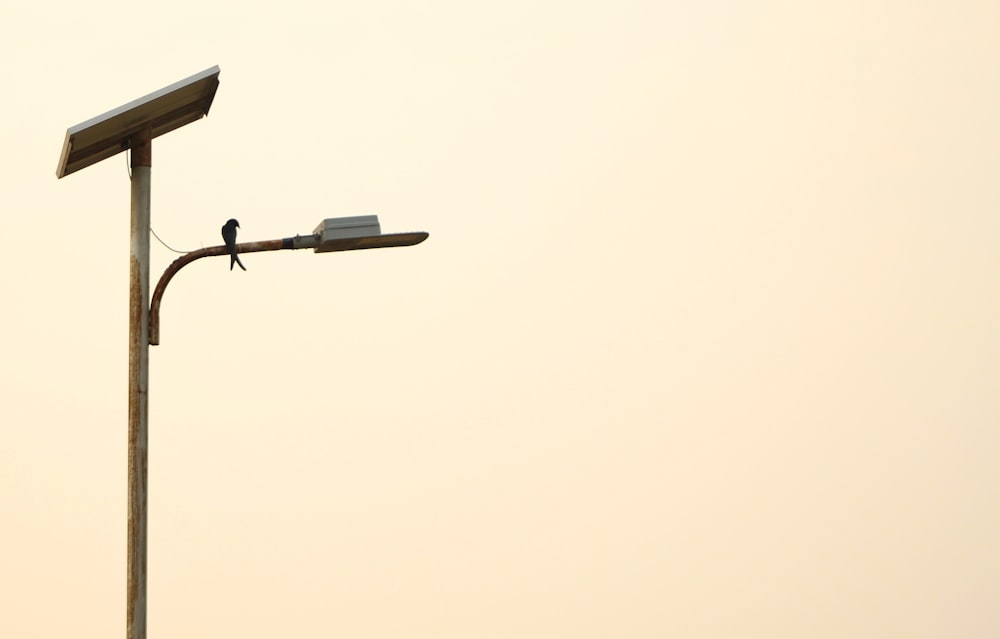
[221,218,246,271]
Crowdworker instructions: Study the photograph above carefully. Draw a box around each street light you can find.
[56,67,428,639]
[150,219,428,345]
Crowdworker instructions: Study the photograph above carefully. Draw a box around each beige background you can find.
[2,1,998,637]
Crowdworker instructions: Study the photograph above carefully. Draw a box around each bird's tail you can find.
[232,253,247,271]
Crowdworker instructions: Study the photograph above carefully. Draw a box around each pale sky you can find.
[1,1,999,637]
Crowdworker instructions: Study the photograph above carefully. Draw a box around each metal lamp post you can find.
[56,67,428,639]
[58,66,221,639]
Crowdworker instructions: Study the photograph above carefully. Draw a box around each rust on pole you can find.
[127,124,152,639]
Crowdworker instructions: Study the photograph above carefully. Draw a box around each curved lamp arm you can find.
[149,235,315,345]
[149,231,427,345]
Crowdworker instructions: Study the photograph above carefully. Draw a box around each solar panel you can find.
[56,66,220,178]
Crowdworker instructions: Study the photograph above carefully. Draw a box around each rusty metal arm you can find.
[149,231,428,345]
[149,234,318,345]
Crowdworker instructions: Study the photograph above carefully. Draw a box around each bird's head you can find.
[226,218,240,229]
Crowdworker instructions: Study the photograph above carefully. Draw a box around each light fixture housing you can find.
[314,215,382,240]
[313,216,427,253]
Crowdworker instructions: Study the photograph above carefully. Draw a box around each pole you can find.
[127,126,152,639]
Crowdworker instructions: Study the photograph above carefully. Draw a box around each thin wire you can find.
[126,145,198,254]
[151,227,196,254]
